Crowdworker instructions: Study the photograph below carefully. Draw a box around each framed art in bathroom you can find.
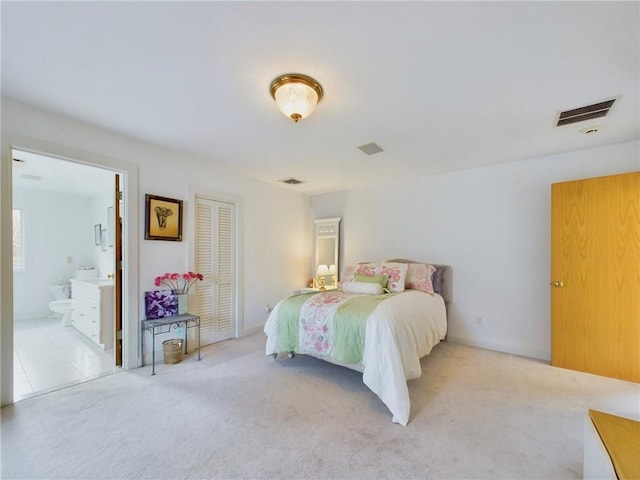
[94,224,102,245]
[145,194,183,241]
[107,206,114,248]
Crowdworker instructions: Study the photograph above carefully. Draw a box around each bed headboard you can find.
[385,258,453,304]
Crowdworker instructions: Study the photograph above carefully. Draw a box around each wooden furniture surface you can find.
[551,171,639,382]
[296,286,337,294]
[71,279,114,350]
[588,410,640,480]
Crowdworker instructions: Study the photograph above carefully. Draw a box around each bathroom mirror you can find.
[314,217,341,288]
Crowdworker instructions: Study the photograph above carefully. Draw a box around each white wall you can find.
[13,187,97,319]
[134,151,313,331]
[312,140,639,360]
[1,99,312,389]
[12,178,116,320]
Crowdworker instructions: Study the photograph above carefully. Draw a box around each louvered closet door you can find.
[195,196,235,345]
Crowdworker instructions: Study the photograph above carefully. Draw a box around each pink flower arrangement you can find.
[154,272,204,294]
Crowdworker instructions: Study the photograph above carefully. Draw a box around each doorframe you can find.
[1,134,140,406]
[187,185,244,338]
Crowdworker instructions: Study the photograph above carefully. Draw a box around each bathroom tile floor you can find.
[13,316,117,401]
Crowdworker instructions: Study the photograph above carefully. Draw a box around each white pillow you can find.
[341,281,383,295]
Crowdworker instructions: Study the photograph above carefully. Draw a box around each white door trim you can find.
[1,134,140,406]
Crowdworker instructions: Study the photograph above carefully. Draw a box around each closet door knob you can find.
[550,281,564,288]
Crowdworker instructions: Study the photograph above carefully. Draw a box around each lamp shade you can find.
[270,73,323,122]
[329,264,336,274]
[317,264,330,276]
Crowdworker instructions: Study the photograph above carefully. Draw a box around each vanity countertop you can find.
[71,278,114,288]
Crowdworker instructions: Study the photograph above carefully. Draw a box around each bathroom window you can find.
[13,208,24,271]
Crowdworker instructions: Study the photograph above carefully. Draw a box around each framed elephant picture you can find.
[145,194,183,241]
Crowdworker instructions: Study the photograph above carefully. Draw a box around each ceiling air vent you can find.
[357,142,384,156]
[280,177,304,185]
[556,98,616,127]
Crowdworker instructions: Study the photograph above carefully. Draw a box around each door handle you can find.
[550,281,564,288]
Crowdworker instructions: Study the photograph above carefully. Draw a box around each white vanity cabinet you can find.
[70,279,114,350]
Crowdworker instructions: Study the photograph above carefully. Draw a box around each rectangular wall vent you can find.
[279,177,304,185]
[556,98,616,126]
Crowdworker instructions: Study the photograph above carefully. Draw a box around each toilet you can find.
[49,285,72,326]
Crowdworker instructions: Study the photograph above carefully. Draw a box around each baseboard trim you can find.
[446,334,550,362]
[242,324,263,336]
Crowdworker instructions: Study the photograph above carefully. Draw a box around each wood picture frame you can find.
[145,194,183,241]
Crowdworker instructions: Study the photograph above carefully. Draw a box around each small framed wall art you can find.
[107,205,114,248]
[145,194,183,241]
[94,224,102,245]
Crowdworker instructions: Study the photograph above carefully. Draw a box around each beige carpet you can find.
[1,333,639,479]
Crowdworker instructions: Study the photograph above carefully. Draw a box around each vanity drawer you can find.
[72,297,100,316]
[74,315,99,339]
[70,279,114,350]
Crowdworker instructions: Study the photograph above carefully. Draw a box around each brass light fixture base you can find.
[269,73,324,102]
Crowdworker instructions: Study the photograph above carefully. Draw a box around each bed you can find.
[264,259,452,425]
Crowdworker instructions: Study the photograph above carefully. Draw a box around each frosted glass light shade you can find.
[270,73,323,123]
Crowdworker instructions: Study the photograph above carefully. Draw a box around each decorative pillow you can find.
[355,262,408,293]
[431,266,445,295]
[340,265,355,285]
[341,281,383,295]
[405,263,437,294]
[340,263,376,285]
[354,272,389,288]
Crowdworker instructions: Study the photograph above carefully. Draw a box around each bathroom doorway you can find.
[12,149,123,400]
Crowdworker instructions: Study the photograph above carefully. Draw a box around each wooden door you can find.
[194,196,235,345]
[114,174,123,366]
[551,171,639,382]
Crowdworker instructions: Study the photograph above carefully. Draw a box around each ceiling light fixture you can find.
[270,73,323,123]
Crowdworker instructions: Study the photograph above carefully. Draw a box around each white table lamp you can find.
[317,264,330,290]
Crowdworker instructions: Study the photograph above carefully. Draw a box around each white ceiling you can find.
[12,149,115,198]
[2,1,638,196]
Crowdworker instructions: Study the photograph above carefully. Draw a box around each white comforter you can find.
[264,289,447,425]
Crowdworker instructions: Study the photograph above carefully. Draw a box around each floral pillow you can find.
[405,263,437,294]
[355,262,408,293]
[340,264,359,285]
[340,263,378,285]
